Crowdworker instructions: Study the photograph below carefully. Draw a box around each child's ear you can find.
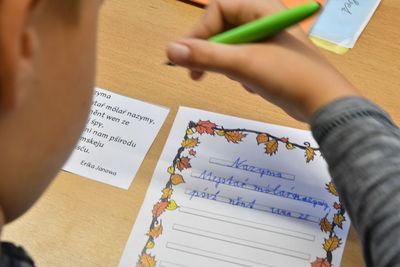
[0,0,40,110]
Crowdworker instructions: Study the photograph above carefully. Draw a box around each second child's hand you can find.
[167,0,360,122]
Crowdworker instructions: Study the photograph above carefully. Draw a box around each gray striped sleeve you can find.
[311,97,400,267]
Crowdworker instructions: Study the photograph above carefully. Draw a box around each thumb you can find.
[167,38,245,75]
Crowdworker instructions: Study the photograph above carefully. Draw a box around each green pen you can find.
[209,1,321,44]
[167,1,321,65]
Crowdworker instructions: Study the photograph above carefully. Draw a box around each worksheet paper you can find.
[62,88,169,189]
[310,0,382,48]
[120,107,350,267]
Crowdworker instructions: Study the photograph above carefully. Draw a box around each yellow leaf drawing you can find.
[326,182,339,196]
[286,143,295,150]
[166,199,179,210]
[147,224,163,238]
[181,138,199,148]
[140,253,156,267]
[319,217,333,233]
[167,166,175,174]
[146,241,155,249]
[305,147,316,162]
[170,174,185,185]
[323,236,341,252]
[333,213,346,228]
[161,188,173,199]
[217,130,225,136]
[256,133,269,145]
[265,139,278,155]
[224,131,247,143]
[186,128,194,135]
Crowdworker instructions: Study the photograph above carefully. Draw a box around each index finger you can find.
[186,0,286,39]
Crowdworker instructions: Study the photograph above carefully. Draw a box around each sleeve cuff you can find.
[310,96,396,144]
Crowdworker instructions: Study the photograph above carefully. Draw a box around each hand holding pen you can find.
[167,0,360,122]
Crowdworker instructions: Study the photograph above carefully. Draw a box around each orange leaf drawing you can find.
[140,253,156,267]
[319,217,333,233]
[265,139,278,155]
[189,149,196,156]
[137,264,145,267]
[311,257,331,267]
[333,202,342,210]
[181,138,199,149]
[161,188,173,199]
[196,120,217,135]
[152,201,169,217]
[333,213,346,229]
[326,182,339,196]
[224,131,247,143]
[176,157,191,171]
[147,224,163,238]
[256,133,269,145]
[323,235,341,252]
[280,137,288,143]
[170,174,185,185]
[305,147,316,162]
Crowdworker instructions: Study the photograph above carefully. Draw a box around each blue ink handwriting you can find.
[342,0,359,15]
[228,197,256,209]
[189,188,220,201]
[253,184,330,211]
[196,170,329,211]
[270,208,310,221]
[186,189,317,223]
[229,157,295,180]
[199,170,248,189]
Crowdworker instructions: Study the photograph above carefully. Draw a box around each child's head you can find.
[0,0,103,222]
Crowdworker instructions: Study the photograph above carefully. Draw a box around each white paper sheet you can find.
[310,0,382,48]
[62,87,169,189]
[120,107,350,267]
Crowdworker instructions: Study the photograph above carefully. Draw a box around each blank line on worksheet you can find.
[166,242,273,267]
[172,224,311,261]
[179,206,315,241]
[159,260,188,267]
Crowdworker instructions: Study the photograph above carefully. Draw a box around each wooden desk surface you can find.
[4,0,400,266]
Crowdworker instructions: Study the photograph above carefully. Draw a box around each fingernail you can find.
[168,42,190,64]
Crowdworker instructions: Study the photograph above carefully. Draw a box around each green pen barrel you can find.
[208,1,321,44]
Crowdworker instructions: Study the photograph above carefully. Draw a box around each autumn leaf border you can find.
[136,120,345,267]
[311,182,347,267]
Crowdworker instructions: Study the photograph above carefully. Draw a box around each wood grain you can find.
[4,0,399,266]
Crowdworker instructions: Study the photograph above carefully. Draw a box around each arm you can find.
[167,0,400,265]
[167,0,359,122]
[311,97,400,266]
